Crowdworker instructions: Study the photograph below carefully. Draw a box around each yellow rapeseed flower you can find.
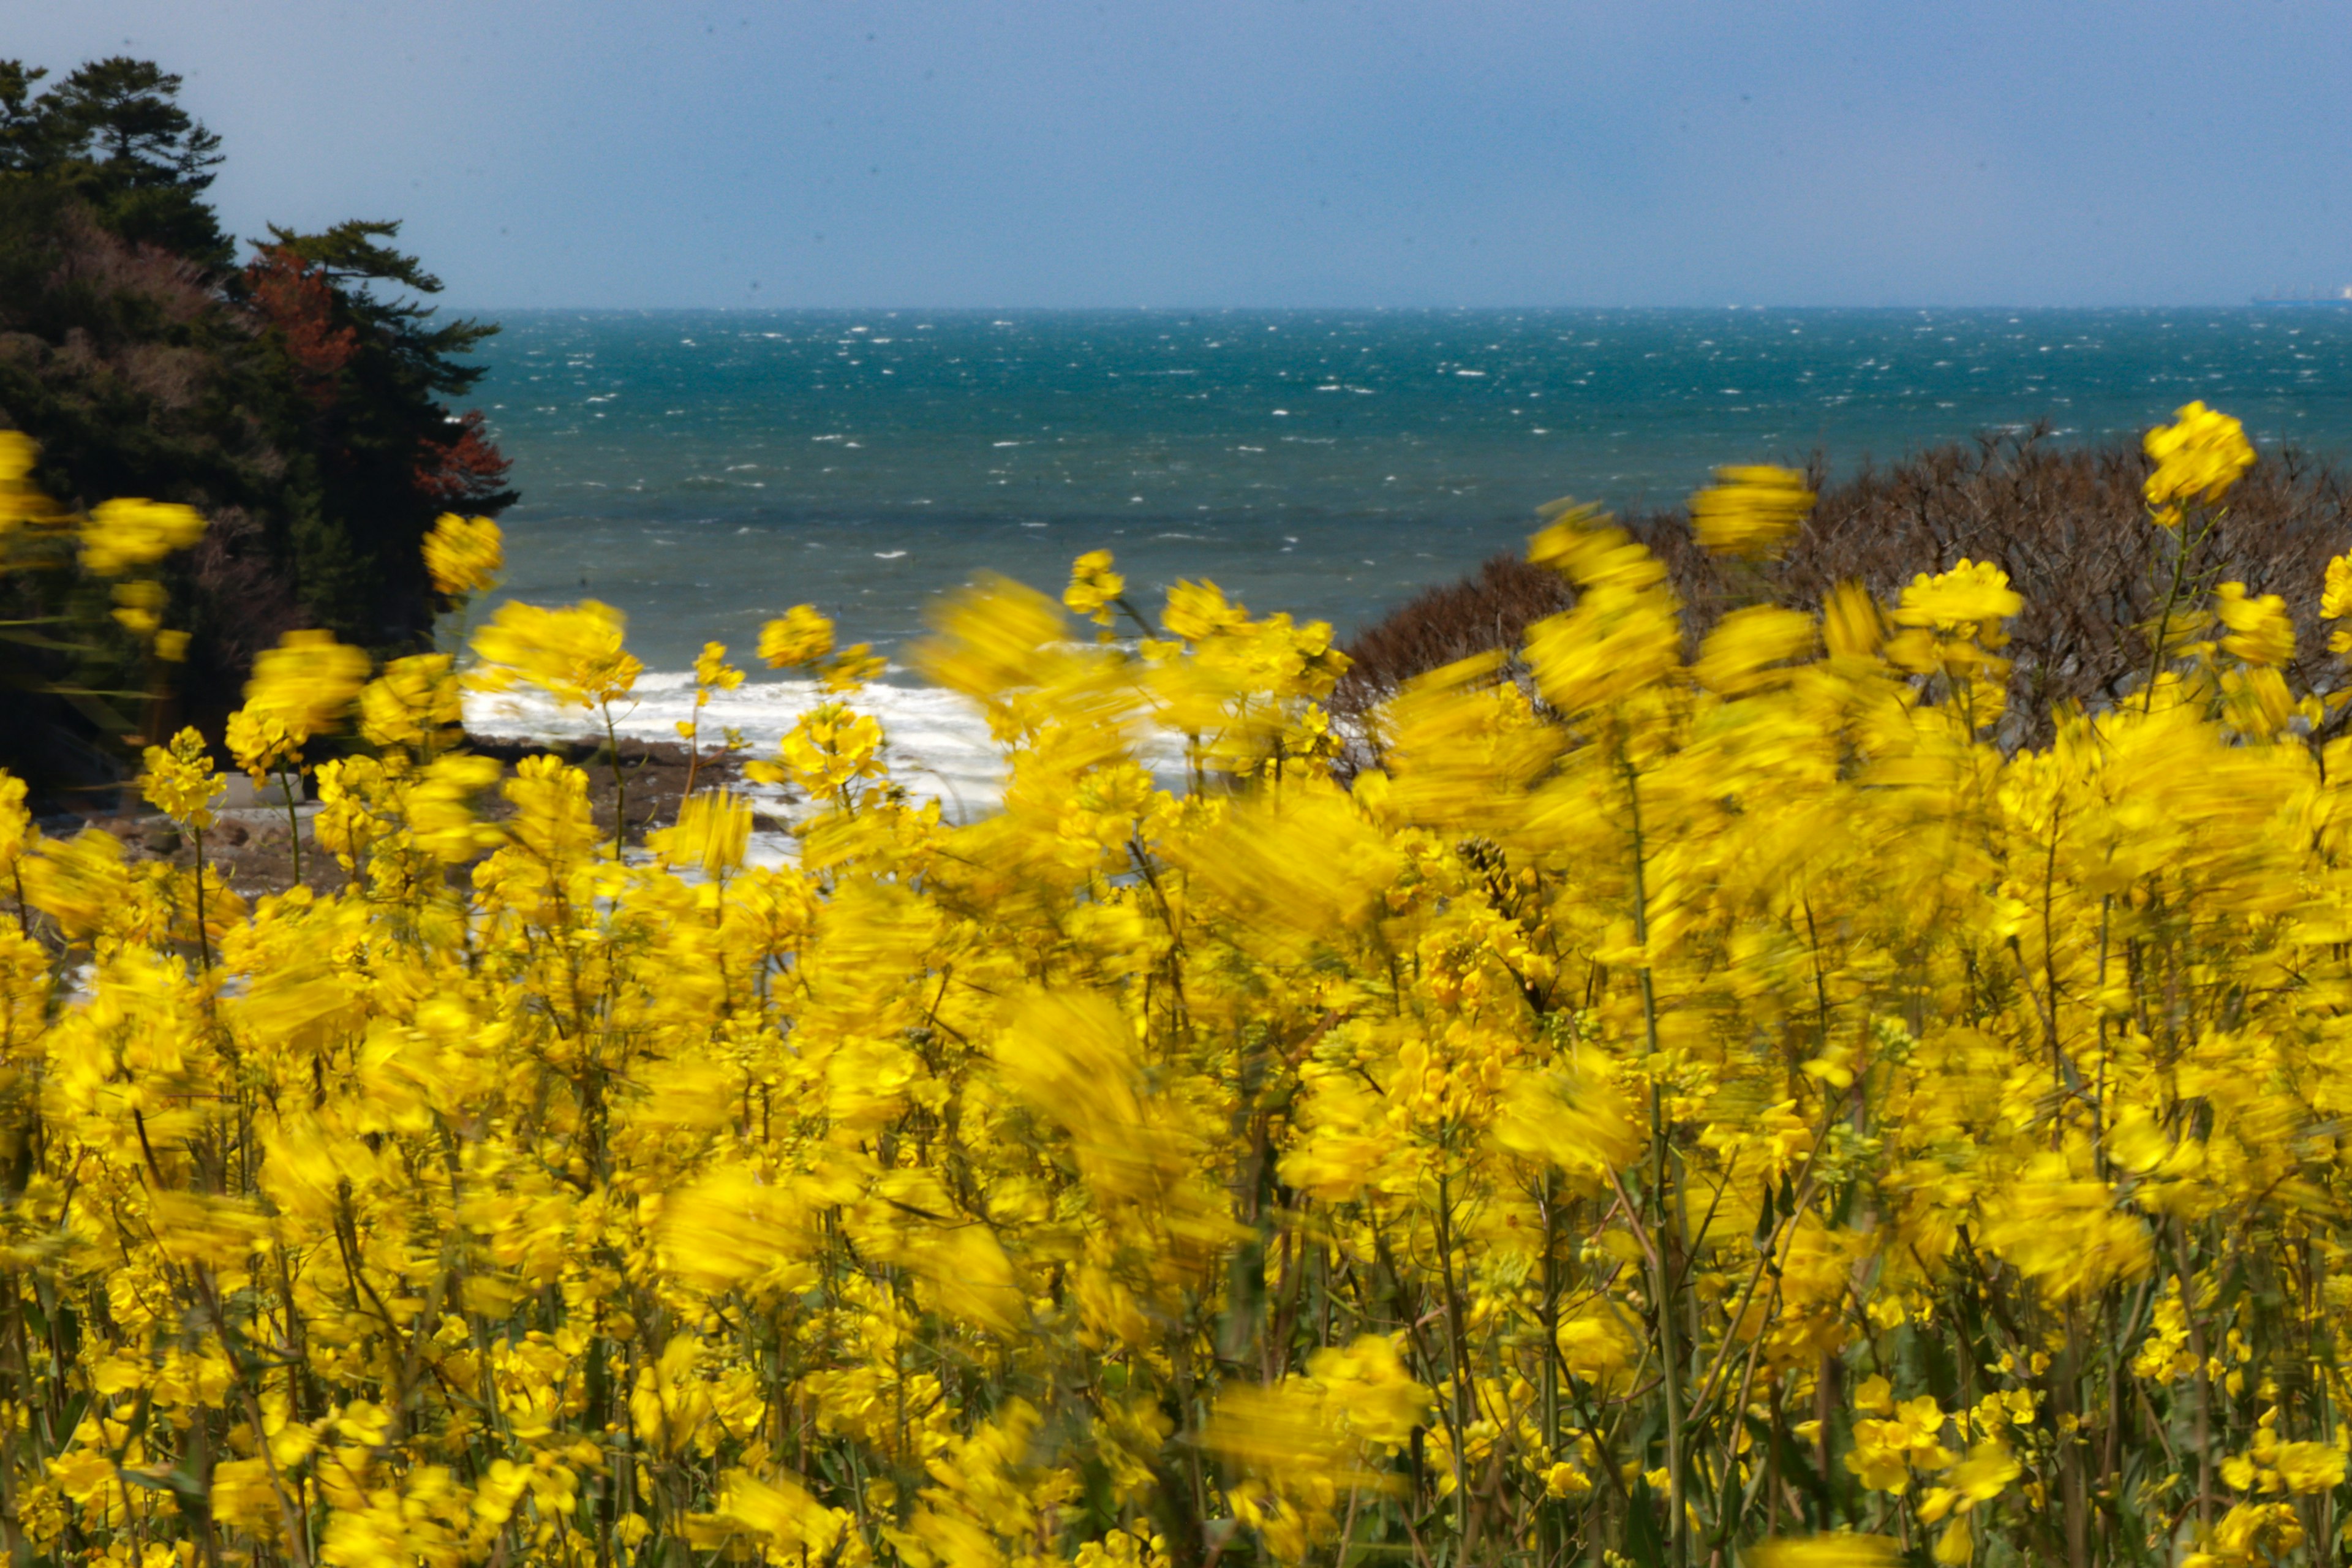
[359,652,464,753]
[2214,581,2294,667]
[108,579,167,642]
[1688,464,1815,560]
[243,628,371,742]
[0,430,59,543]
[1747,1535,1901,1568]
[1892,557,2022,639]
[2144,399,2255,526]
[654,789,753,876]
[2325,552,2352,622]
[139,727,224,831]
[468,599,642,709]
[422,511,504,598]
[757,604,835,668]
[78,497,205,576]
[692,640,745,695]
[11,399,2352,1568]
[224,705,298,781]
[1163,579,1249,643]
[1063,549,1126,626]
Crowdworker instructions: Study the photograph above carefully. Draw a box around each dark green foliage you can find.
[238,221,514,646]
[0,54,511,783]
[1,57,229,266]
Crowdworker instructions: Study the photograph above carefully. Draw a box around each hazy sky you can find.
[19,1,2352,309]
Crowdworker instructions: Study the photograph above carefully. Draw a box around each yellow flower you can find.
[2144,399,2255,524]
[1747,1536,1901,1568]
[140,727,225,831]
[1064,549,1126,627]
[1917,1441,2019,1523]
[2214,582,2294,667]
[1693,604,1816,695]
[423,511,504,598]
[1688,464,1814,559]
[78,497,205,576]
[821,643,888,693]
[0,431,64,540]
[1303,1336,1432,1449]
[1848,1394,1954,1493]
[692,641,745,695]
[1554,1303,1642,1385]
[748,702,884,800]
[2325,552,2352,621]
[2270,1440,2346,1494]
[652,790,753,876]
[1163,579,1248,642]
[0,771,32,876]
[110,578,168,642]
[245,628,371,742]
[912,574,1066,698]
[468,598,642,709]
[225,704,299,780]
[359,652,464,753]
[18,829,132,943]
[1542,1461,1593,1499]
[405,753,505,862]
[1977,1152,2152,1303]
[1893,558,2022,635]
[757,604,835,668]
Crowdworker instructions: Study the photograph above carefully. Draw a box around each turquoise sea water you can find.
[472,308,2352,673]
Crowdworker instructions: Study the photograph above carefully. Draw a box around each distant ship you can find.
[2253,287,2352,306]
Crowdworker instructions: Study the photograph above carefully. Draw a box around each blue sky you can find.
[20,1,2352,308]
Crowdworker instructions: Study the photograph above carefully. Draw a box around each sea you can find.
[460,306,2352,813]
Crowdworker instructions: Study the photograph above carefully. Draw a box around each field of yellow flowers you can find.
[2,404,2348,1568]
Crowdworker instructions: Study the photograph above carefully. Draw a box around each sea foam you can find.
[466,671,1011,829]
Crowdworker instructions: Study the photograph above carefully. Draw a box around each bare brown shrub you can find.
[1333,427,2352,746]
[1336,552,1572,698]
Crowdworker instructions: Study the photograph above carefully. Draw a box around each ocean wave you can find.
[465,671,1193,835]
[466,673,1010,824]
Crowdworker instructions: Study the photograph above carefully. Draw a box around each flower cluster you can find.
[4,407,2352,1568]
[78,496,207,578]
[2145,399,2258,527]
[424,510,506,600]
[1063,548,1127,628]
[1,432,206,668]
[1687,463,1815,560]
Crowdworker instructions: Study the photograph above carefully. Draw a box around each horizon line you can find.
[447,300,2315,315]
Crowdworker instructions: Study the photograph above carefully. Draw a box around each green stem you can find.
[279,766,303,886]
[191,823,211,971]
[1624,756,1686,1568]
[604,702,628,859]
[2143,508,2220,714]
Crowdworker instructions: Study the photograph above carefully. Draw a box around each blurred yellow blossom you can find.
[757,604,835,668]
[244,627,371,742]
[78,497,205,576]
[468,598,641,709]
[0,399,2340,1568]
[2144,399,2255,526]
[2215,581,2294,666]
[108,578,167,641]
[1064,548,1126,627]
[1688,462,1815,559]
[423,511,503,598]
[652,788,753,876]
[359,652,464,754]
